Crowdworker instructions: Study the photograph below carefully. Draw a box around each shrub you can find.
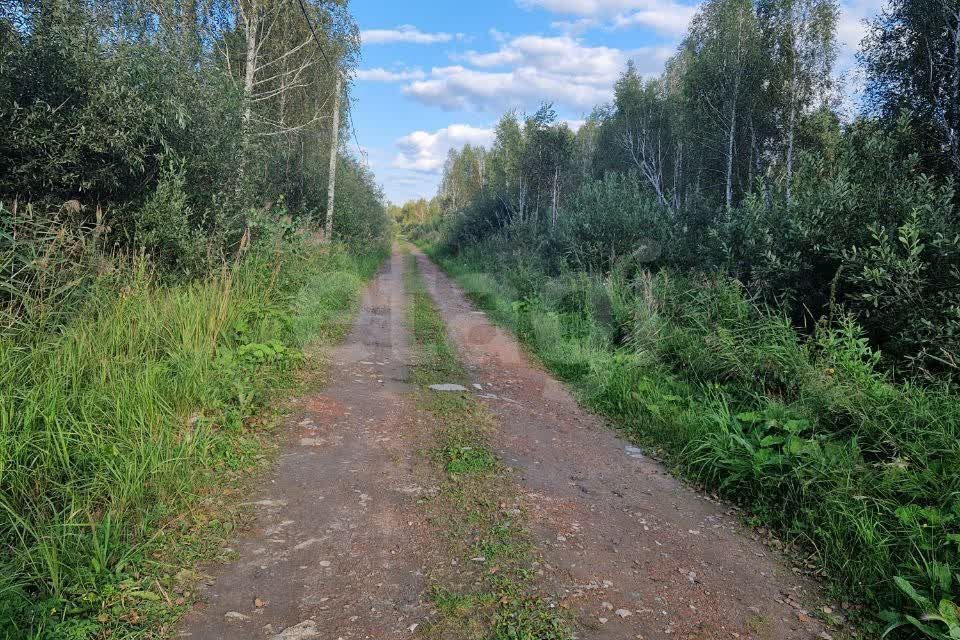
[548,174,671,273]
[732,116,960,379]
[444,196,509,254]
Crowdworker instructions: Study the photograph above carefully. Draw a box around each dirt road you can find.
[180,246,830,639]
[412,248,829,639]
[180,249,433,639]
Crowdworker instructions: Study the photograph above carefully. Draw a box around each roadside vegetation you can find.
[404,254,571,640]
[1,233,383,638]
[0,1,389,637]
[399,0,960,636]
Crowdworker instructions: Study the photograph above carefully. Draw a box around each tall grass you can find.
[431,238,960,638]
[0,227,384,638]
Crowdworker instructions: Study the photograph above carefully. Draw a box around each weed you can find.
[444,446,496,474]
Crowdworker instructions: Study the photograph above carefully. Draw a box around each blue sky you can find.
[348,0,884,204]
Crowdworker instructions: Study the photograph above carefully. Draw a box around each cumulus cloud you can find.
[611,2,697,34]
[405,65,613,111]
[361,24,458,45]
[524,0,884,48]
[401,36,669,112]
[831,0,885,116]
[519,0,647,10]
[461,35,624,76]
[837,0,884,64]
[519,0,699,35]
[393,124,496,173]
[550,18,599,35]
[355,67,426,82]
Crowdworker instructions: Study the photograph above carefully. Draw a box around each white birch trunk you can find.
[325,73,342,239]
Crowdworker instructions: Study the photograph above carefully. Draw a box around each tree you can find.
[0,0,375,270]
[863,0,960,180]
[759,0,838,204]
[438,145,487,213]
[611,61,684,212]
[680,0,765,212]
[488,112,527,221]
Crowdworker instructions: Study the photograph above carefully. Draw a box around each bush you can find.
[405,214,450,248]
[548,174,671,273]
[444,196,509,254]
[732,116,960,379]
[132,165,207,275]
[0,4,388,279]
[330,156,392,254]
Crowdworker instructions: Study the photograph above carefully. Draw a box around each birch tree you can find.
[680,0,764,211]
[613,61,684,213]
[864,0,960,180]
[759,0,837,204]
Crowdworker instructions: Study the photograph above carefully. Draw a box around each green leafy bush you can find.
[733,117,960,378]
[547,174,671,273]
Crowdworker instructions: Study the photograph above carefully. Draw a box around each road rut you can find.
[180,249,431,640]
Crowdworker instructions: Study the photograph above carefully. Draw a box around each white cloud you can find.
[361,24,457,45]
[832,0,886,117]
[837,0,885,63]
[401,36,669,113]
[611,2,697,34]
[519,0,646,10]
[355,67,426,82]
[393,124,496,173]
[550,18,598,35]
[461,35,624,76]
[519,0,699,35]
[405,65,614,112]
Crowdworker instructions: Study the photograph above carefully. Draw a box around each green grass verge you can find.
[0,240,385,640]
[423,241,960,639]
[403,254,571,640]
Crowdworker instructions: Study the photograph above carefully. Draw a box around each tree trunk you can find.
[726,96,737,212]
[673,140,683,212]
[325,72,342,239]
[785,100,796,206]
[242,1,259,135]
[950,6,960,179]
[551,166,559,229]
[785,44,799,208]
[237,0,259,182]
